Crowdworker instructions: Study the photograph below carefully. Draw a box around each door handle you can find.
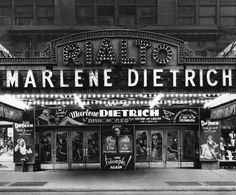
[83,148,88,157]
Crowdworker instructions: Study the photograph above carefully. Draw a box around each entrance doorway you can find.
[39,127,100,170]
[135,127,196,168]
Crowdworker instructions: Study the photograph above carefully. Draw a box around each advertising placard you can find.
[13,121,34,163]
[101,125,134,170]
[200,120,221,161]
[35,108,199,126]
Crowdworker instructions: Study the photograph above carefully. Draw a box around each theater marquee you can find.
[0,30,235,93]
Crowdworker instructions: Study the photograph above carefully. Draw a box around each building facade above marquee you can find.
[0,29,236,65]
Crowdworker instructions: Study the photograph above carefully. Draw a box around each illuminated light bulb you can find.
[97,94,101,98]
[166,94,169,97]
[121,94,124,98]
[88,94,91,98]
[107,94,110,98]
[116,94,120,98]
[21,94,26,98]
[175,94,179,97]
[111,94,115,98]
[92,94,96,98]
[125,94,129,98]
[170,94,174,97]
[130,94,134,98]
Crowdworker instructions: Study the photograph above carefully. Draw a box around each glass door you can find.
[54,131,68,169]
[135,128,196,169]
[39,131,69,170]
[166,130,179,168]
[135,130,164,168]
[39,131,53,169]
[150,131,164,168]
[71,130,100,169]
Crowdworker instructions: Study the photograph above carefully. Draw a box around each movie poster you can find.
[101,125,134,170]
[200,120,221,161]
[14,109,35,163]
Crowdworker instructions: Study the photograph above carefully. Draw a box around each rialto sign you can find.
[1,30,236,90]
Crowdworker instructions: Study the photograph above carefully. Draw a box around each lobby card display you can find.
[200,120,220,161]
[101,125,134,170]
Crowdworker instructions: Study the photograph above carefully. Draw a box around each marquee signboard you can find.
[0,30,235,93]
[35,108,199,126]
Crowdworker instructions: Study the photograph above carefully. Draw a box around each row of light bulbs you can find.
[26,99,210,106]
[14,93,220,99]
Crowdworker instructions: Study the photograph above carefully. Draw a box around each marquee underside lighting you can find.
[6,92,221,108]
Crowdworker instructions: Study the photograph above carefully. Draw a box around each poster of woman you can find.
[200,120,220,161]
[13,123,34,163]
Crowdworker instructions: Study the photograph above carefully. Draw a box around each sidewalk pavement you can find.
[1,168,236,192]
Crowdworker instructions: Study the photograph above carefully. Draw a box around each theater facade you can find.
[0,30,235,171]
